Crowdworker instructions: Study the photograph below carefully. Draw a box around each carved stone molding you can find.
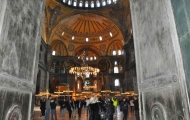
[141,74,174,89]
[0,72,34,92]
[5,105,22,120]
[151,103,166,120]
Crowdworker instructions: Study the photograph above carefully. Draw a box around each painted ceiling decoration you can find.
[43,0,131,58]
[47,6,63,28]
[51,13,123,44]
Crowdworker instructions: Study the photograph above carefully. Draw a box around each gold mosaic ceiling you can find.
[43,0,131,57]
[51,13,123,44]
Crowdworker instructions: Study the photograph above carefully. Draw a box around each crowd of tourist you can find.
[39,96,140,120]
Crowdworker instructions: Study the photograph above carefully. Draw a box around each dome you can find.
[52,13,123,44]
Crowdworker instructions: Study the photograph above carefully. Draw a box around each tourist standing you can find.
[50,98,57,120]
[130,99,134,113]
[59,98,66,119]
[111,97,118,115]
[121,98,128,120]
[85,98,90,116]
[77,99,83,119]
[67,99,74,119]
[40,97,46,118]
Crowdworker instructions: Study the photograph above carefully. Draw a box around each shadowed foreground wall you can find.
[0,0,45,119]
[130,0,190,119]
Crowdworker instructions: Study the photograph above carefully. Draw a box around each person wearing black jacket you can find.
[50,98,57,120]
[67,99,74,119]
[40,97,46,118]
[105,98,114,120]
[121,98,128,120]
[77,99,83,119]
[89,96,102,120]
[59,98,66,119]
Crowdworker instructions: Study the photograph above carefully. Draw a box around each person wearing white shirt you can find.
[130,99,134,113]
[85,98,90,116]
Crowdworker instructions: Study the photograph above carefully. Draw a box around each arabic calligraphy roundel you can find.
[98,58,110,72]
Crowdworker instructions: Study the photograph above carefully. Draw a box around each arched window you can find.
[99,36,102,41]
[91,1,94,8]
[68,0,72,5]
[115,79,119,86]
[90,57,93,61]
[112,50,116,56]
[79,0,83,7]
[73,0,77,6]
[118,50,121,55]
[86,57,89,61]
[63,0,67,3]
[102,0,106,6]
[114,66,119,73]
[114,61,119,73]
[72,36,75,40]
[86,37,89,42]
[107,0,111,4]
[113,0,117,4]
[96,0,100,7]
[52,51,55,55]
[85,1,89,7]
[110,32,113,37]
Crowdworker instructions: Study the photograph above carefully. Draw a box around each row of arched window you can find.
[52,50,123,56]
[62,0,119,8]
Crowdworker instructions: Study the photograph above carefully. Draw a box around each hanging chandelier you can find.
[69,50,100,81]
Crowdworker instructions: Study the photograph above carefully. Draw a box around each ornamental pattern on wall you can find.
[100,45,106,51]
[68,45,74,51]
[98,58,110,72]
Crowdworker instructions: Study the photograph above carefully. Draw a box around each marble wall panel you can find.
[0,0,45,119]
[130,0,190,119]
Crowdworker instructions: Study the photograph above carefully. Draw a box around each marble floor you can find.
[34,106,136,120]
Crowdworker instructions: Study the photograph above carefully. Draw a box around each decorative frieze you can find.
[0,72,34,92]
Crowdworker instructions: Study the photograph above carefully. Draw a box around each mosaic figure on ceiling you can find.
[48,6,63,27]
[109,5,127,31]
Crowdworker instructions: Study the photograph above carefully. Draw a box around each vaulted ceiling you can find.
[42,0,132,58]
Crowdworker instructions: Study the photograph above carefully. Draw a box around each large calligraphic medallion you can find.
[98,59,110,72]
[64,59,75,70]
